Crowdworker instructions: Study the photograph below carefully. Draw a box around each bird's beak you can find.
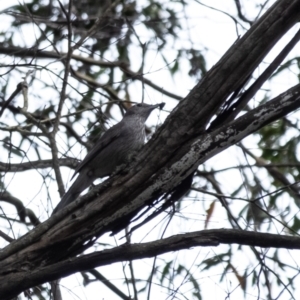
[158,102,165,110]
[151,102,165,110]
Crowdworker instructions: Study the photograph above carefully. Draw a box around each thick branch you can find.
[1,228,300,299]
[0,80,299,279]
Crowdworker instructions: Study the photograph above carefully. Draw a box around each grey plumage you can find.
[53,102,164,214]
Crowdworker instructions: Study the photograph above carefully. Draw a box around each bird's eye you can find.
[137,103,142,107]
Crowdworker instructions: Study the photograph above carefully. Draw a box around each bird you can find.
[52,102,165,214]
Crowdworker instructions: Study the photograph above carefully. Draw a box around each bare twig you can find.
[121,66,183,101]
[71,68,123,101]
[234,0,254,25]
[0,83,23,117]
[0,45,182,101]
[20,70,34,112]
[0,230,14,243]
[49,0,74,198]
[198,163,300,175]
[0,192,40,226]
[0,158,78,173]
[125,228,138,300]
[86,269,131,300]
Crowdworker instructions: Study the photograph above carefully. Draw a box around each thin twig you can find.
[125,228,138,300]
[0,83,23,117]
[50,0,74,198]
[87,269,131,300]
[0,230,14,243]
[20,70,34,112]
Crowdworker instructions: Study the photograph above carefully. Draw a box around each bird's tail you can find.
[52,173,93,214]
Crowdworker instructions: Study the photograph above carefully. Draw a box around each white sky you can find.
[1,1,300,299]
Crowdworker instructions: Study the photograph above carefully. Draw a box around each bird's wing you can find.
[71,124,122,180]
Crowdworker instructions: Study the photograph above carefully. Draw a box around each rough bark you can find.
[2,229,300,299]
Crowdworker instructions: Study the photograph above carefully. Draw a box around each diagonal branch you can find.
[0,45,182,100]
[0,81,299,273]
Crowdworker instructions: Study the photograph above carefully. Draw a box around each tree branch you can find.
[0,45,183,101]
[1,228,300,299]
[0,158,78,172]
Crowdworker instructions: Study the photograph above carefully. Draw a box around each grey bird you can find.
[53,102,165,214]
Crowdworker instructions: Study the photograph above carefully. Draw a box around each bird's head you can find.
[125,102,165,123]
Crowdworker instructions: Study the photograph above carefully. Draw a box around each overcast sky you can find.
[1,1,300,299]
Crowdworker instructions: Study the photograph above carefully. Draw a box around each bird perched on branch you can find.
[53,102,165,214]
